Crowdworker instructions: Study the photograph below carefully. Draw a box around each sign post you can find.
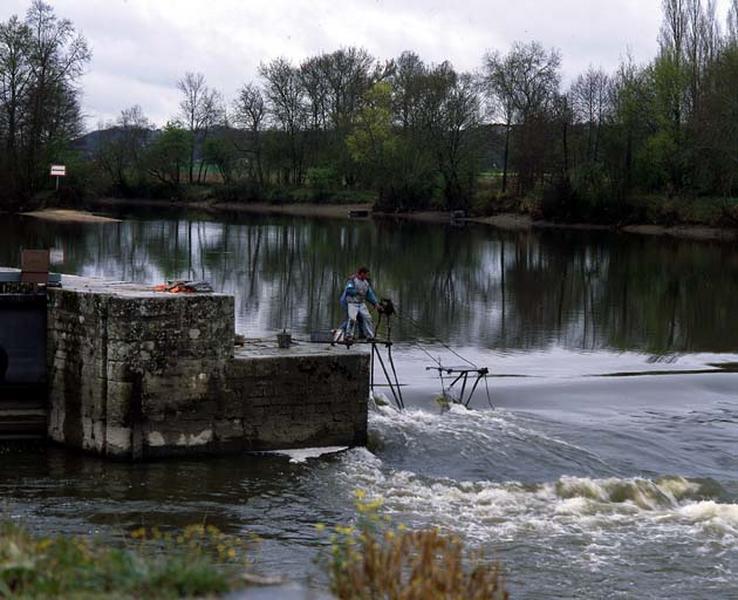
[50,164,66,191]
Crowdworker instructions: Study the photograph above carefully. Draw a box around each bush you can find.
[0,521,256,598]
[322,491,509,600]
[542,167,627,224]
[211,180,265,203]
[306,166,341,201]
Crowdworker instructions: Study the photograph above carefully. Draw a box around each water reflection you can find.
[1,212,736,354]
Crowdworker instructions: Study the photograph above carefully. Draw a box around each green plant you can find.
[0,520,257,598]
[322,491,509,600]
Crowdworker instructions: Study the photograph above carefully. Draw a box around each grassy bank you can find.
[475,189,738,230]
[0,521,255,598]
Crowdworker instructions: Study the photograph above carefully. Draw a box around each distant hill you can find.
[71,127,159,158]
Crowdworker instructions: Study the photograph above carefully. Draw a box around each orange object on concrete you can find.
[152,281,199,293]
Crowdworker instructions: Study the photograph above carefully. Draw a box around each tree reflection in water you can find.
[1,212,736,355]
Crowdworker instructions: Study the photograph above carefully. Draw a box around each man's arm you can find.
[367,285,379,307]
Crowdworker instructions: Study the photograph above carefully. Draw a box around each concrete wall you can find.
[46,279,368,459]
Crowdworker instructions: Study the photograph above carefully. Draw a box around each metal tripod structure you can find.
[369,310,405,410]
[425,365,490,408]
[320,297,492,411]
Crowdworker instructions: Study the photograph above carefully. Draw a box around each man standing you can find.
[339,266,381,341]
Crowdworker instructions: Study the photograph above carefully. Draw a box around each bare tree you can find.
[483,41,561,192]
[0,15,32,190]
[232,82,266,184]
[298,55,328,132]
[569,67,611,162]
[435,70,482,210]
[22,1,90,192]
[729,0,738,42]
[391,51,426,129]
[259,57,306,184]
[316,47,373,132]
[176,71,223,183]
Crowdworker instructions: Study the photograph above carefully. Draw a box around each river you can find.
[1,210,737,598]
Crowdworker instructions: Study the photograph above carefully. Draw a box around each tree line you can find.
[2,0,738,222]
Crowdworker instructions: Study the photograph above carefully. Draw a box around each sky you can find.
[0,0,733,129]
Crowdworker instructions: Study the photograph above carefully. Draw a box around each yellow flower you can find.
[36,539,53,551]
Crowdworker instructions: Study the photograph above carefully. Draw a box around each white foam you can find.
[260,446,349,463]
[335,447,738,553]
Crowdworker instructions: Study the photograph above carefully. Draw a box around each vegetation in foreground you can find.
[0,521,254,598]
[1,493,510,599]
[323,491,509,600]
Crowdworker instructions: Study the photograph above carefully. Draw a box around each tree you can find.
[24,1,90,190]
[203,134,240,184]
[422,65,481,210]
[391,51,426,129]
[232,82,266,184]
[145,122,192,191]
[346,81,399,207]
[259,57,306,184]
[95,105,150,193]
[0,15,32,195]
[569,67,611,164]
[176,71,223,184]
[729,0,738,43]
[483,41,561,193]
[693,43,738,197]
[0,1,90,202]
[609,56,654,194]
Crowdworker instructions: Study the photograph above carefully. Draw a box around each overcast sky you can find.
[1,0,733,129]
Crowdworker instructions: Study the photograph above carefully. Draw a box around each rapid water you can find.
[1,211,736,598]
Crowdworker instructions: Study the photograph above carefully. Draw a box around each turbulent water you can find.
[1,210,737,598]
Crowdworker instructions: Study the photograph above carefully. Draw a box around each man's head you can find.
[357,266,370,280]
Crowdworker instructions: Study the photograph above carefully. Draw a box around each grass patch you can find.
[0,521,256,598]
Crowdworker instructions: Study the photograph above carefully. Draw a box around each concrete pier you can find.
[1,270,369,459]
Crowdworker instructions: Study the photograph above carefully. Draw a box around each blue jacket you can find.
[340,275,378,309]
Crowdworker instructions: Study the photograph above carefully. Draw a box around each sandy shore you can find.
[20,208,121,223]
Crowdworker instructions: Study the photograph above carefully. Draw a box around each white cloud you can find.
[0,0,734,129]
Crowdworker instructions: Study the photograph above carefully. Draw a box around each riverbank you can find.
[374,210,737,241]
[29,196,738,242]
[472,214,738,241]
[88,196,371,220]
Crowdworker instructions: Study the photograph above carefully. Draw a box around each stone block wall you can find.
[47,288,234,458]
[46,282,368,460]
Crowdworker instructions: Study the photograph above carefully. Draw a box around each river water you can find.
[1,210,737,598]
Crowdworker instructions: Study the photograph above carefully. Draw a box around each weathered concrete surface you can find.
[45,274,368,459]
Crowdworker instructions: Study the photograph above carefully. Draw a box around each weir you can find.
[0,268,368,459]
